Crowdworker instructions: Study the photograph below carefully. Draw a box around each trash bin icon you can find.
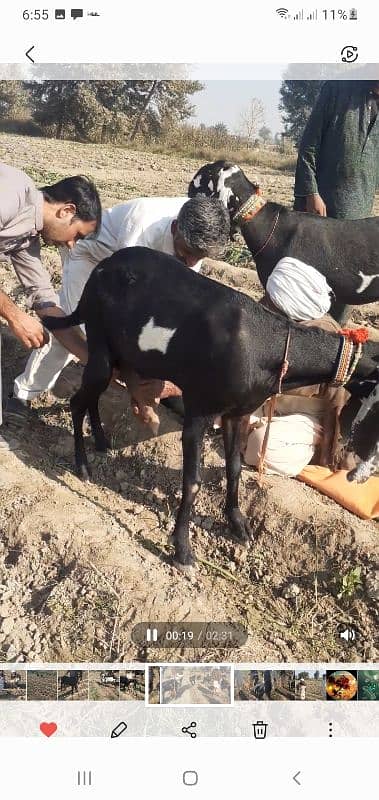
[253,721,268,739]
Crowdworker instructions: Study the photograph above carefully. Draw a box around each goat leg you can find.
[88,401,111,452]
[70,390,92,480]
[70,350,112,480]
[222,415,253,543]
[172,413,209,570]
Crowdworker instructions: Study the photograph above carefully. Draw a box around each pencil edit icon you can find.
[111,722,127,738]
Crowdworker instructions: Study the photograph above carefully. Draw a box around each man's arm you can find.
[294,82,334,215]
[0,289,46,349]
[37,304,88,364]
[11,238,88,363]
[10,236,59,309]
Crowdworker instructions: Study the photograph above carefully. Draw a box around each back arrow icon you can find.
[26,46,35,63]
[293,771,301,786]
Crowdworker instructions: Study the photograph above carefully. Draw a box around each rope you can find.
[258,325,291,485]
[252,210,281,260]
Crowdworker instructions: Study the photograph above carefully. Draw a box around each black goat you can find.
[60,673,79,696]
[188,160,379,310]
[43,247,379,569]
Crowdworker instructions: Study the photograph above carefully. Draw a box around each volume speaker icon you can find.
[339,626,356,642]
[276,8,289,16]
[146,627,158,642]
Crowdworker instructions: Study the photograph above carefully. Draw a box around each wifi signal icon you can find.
[276,7,289,16]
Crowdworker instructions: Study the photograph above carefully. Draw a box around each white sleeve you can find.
[116,201,151,250]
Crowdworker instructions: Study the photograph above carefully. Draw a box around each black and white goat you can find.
[341,377,379,482]
[43,247,379,569]
[188,160,379,311]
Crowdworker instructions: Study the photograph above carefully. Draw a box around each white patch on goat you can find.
[138,318,177,355]
[193,175,201,188]
[208,179,214,192]
[352,383,379,430]
[356,270,379,294]
[216,165,240,208]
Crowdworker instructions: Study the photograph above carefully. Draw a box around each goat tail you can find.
[43,306,83,331]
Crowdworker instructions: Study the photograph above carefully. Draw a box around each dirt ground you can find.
[0,133,378,666]
[27,670,58,700]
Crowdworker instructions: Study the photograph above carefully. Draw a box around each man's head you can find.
[171,195,230,267]
[40,175,102,247]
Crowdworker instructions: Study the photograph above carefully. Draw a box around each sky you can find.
[191,81,283,136]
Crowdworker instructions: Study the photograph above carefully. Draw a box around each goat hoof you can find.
[172,544,196,572]
[95,435,111,452]
[173,559,197,575]
[227,509,253,544]
[76,463,92,481]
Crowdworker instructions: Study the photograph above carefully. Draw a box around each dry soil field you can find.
[0,132,378,666]
[27,670,58,700]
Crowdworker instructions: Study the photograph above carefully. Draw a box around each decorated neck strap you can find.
[233,193,267,225]
[332,328,369,386]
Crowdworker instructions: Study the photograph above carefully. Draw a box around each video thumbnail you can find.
[326,670,358,701]
[58,670,88,700]
[358,670,379,700]
[160,666,231,705]
[0,669,26,700]
[234,670,296,701]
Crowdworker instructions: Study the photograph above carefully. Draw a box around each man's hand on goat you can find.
[306,193,327,216]
[8,308,47,349]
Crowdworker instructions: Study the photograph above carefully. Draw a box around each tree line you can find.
[0,79,323,147]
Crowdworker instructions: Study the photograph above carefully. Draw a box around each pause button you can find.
[77,771,92,787]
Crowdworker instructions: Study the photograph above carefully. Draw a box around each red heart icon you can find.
[40,722,57,737]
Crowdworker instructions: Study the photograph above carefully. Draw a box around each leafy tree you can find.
[279,79,323,145]
[26,79,203,143]
[127,80,203,140]
[27,81,109,141]
[0,81,28,119]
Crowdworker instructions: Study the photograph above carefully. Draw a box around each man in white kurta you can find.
[10,195,229,407]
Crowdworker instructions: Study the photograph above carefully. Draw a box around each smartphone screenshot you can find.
[0,1,378,796]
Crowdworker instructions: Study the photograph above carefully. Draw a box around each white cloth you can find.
[14,197,201,401]
[244,412,323,477]
[267,257,333,321]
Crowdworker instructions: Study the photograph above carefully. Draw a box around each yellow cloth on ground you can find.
[298,466,379,520]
